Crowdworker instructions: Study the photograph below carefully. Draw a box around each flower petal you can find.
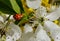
[35,6,47,18]
[18,24,33,41]
[45,7,60,21]
[44,21,60,32]
[35,24,51,41]
[19,32,34,41]
[55,39,60,41]
[24,24,33,33]
[40,6,47,17]
[6,22,21,40]
[6,36,13,41]
[36,29,51,41]
[10,15,14,20]
[35,24,43,34]
[51,29,60,41]
[44,21,60,41]
[12,32,20,40]
[35,8,41,18]
[5,14,14,20]
[0,16,4,22]
[26,0,41,9]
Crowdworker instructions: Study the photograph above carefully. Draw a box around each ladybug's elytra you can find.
[13,14,23,20]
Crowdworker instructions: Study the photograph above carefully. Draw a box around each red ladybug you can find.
[13,14,23,20]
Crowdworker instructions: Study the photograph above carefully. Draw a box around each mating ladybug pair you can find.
[13,14,23,20]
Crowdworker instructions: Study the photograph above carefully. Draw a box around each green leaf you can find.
[16,0,24,13]
[0,0,12,8]
[10,0,21,13]
[0,1,16,14]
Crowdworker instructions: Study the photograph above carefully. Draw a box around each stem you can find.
[4,14,11,31]
[4,20,10,28]
[4,14,11,23]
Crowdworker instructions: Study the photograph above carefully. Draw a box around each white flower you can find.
[5,23,21,41]
[19,24,51,41]
[6,22,21,41]
[26,0,42,9]
[0,15,21,41]
[35,6,60,41]
[0,5,60,41]
[18,5,60,41]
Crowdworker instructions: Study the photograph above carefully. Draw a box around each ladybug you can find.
[13,14,23,20]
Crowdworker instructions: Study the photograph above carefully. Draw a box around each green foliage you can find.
[10,0,21,13]
[0,0,33,25]
[0,0,12,8]
[0,1,16,14]
[0,0,24,14]
[16,0,24,13]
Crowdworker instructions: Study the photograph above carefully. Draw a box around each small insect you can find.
[13,14,23,20]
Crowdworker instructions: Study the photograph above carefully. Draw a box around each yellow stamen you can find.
[28,8,34,12]
[54,20,59,24]
[41,0,52,12]
[41,0,50,8]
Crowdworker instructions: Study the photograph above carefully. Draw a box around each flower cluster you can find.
[0,0,60,41]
